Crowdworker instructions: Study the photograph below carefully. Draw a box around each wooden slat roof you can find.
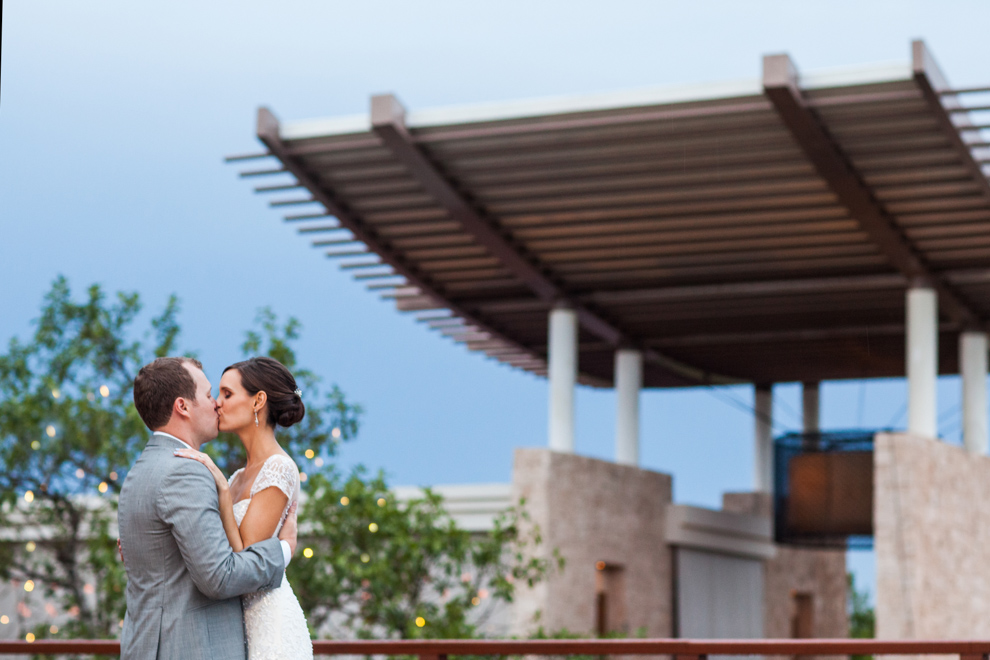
[233,40,990,388]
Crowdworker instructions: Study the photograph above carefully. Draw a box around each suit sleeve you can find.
[158,459,284,600]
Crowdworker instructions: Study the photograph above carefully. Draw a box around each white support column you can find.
[802,381,820,435]
[754,384,774,494]
[961,331,989,455]
[548,305,577,453]
[907,285,938,438]
[614,349,642,466]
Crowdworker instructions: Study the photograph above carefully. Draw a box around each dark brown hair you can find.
[133,357,204,430]
[223,357,305,428]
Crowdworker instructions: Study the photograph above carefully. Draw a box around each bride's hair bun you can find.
[223,357,306,429]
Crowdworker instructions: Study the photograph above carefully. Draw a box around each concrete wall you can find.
[510,448,674,637]
[723,493,848,641]
[876,432,990,640]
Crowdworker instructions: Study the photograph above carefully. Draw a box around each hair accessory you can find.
[293,388,302,398]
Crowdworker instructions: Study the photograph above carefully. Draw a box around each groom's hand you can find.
[278,502,298,556]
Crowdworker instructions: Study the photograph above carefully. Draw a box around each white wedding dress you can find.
[229,454,313,660]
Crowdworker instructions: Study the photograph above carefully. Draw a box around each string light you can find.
[478,589,489,599]
[331,427,341,439]
[304,449,315,459]
[25,542,36,553]
[340,496,349,506]
[98,482,108,494]
[0,616,8,625]
[110,471,118,480]
[299,473,307,483]
[46,425,56,437]
[100,385,110,398]
[360,553,370,563]
[314,458,324,467]
[75,468,85,478]
[471,597,480,606]
[83,583,95,594]
[415,617,426,628]
[596,561,606,571]
[24,580,35,592]
[368,523,378,533]
[31,441,40,450]
[25,633,35,643]
[303,548,314,558]
[24,491,34,503]
[377,498,386,507]
[51,389,60,399]
[49,625,59,634]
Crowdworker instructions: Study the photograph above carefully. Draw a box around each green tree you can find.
[0,277,176,643]
[289,468,562,639]
[848,572,875,660]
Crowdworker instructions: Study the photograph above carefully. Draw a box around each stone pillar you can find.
[802,381,820,434]
[614,349,642,466]
[754,384,774,493]
[961,331,989,455]
[548,305,577,453]
[906,285,938,438]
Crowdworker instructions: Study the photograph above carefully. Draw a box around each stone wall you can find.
[510,448,674,637]
[875,432,990,640]
[723,493,848,641]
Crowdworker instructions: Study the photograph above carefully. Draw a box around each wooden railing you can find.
[0,639,988,659]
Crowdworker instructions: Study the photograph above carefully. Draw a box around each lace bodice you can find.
[229,453,300,536]
[228,453,312,659]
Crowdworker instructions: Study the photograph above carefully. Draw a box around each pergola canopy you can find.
[233,41,990,388]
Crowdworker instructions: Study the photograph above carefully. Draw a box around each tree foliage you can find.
[0,278,559,646]
[289,468,562,639]
[848,572,875,660]
[0,277,176,642]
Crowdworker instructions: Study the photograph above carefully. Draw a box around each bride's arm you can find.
[238,487,290,547]
[173,448,245,552]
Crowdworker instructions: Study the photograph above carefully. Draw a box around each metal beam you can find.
[254,107,542,366]
[649,322,959,349]
[762,52,983,330]
[369,94,731,386]
[911,40,990,207]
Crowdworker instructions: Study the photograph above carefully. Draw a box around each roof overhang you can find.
[232,40,990,388]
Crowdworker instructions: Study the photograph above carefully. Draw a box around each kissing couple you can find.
[118,356,314,660]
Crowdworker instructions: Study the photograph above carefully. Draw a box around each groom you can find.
[118,357,297,660]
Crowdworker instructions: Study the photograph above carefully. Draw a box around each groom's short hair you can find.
[133,357,204,430]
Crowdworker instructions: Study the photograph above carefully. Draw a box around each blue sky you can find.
[4,0,990,603]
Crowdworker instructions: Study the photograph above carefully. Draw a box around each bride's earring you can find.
[254,410,259,427]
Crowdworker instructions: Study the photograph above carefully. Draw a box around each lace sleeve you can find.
[251,454,299,501]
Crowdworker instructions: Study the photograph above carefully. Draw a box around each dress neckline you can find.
[228,453,294,505]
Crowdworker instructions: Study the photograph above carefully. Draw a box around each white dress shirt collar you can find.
[153,431,194,450]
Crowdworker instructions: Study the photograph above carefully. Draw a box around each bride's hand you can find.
[173,448,228,493]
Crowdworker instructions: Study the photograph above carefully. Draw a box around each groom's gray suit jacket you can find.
[118,433,285,660]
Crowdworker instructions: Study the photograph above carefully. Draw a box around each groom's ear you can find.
[172,396,192,420]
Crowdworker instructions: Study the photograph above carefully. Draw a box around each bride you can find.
[175,356,313,660]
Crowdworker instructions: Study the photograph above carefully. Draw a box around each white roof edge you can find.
[392,482,513,500]
[279,60,913,141]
